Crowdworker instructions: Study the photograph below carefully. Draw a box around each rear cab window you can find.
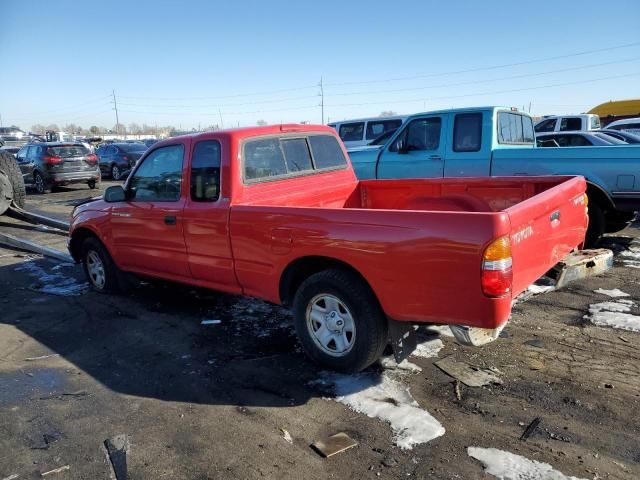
[559,117,582,131]
[590,116,601,129]
[243,134,347,183]
[497,112,535,144]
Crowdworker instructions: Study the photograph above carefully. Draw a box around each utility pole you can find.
[319,76,325,124]
[112,89,120,136]
[218,109,224,129]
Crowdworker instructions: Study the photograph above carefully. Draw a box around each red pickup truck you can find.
[68,124,588,372]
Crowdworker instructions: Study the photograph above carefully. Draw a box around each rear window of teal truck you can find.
[497,112,535,144]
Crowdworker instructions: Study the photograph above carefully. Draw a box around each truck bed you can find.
[230,175,587,328]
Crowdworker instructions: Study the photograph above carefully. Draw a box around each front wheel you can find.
[34,172,49,194]
[292,269,388,373]
[81,237,121,293]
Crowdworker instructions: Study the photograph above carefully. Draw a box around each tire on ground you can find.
[292,268,388,373]
[585,203,605,248]
[0,150,26,215]
[81,237,121,293]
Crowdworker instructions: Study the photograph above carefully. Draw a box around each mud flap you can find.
[388,318,417,363]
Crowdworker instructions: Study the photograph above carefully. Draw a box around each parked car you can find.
[347,128,399,153]
[142,138,158,148]
[328,116,407,148]
[606,117,640,135]
[68,124,587,372]
[0,127,27,142]
[597,129,640,144]
[15,142,100,193]
[536,132,627,147]
[0,146,20,157]
[534,114,601,133]
[96,142,147,180]
[348,106,640,246]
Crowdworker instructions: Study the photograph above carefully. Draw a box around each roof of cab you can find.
[154,124,337,147]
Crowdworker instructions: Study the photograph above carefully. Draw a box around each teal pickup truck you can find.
[348,106,640,246]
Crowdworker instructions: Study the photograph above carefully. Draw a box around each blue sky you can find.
[1,0,639,131]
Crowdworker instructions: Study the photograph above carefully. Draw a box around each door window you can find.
[17,146,28,161]
[567,135,592,146]
[535,118,556,132]
[559,117,582,131]
[390,117,441,152]
[453,113,482,152]
[129,144,184,201]
[338,122,365,142]
[365,119,403,140]
[190,140,221,202]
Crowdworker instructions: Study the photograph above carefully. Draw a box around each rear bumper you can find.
[50,169,100,185]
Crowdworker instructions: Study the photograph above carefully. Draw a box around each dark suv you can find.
[96,142,147,180]
[16,142,101,193]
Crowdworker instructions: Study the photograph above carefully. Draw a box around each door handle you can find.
[429,155,442,160]
[164,215,176,225]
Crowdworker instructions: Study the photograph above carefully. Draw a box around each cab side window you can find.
[190,140,221,202]
[453,113,482,152]
[129,144,184,201]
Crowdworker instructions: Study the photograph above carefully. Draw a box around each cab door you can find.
[377,114,447,179]
[110,141,190,279]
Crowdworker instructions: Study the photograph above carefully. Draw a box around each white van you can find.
[534,114,601,133]
[606,117,640,135]
[328,116,407,148]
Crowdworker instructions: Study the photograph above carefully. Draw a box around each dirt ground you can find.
[0,183,639,479]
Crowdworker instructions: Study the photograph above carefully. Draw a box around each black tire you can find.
[88,179,97,189]
[111,164,121,180]
[585,203,605,248]
[0,150,26,214]
[605,222,632,234]
[34,171,49,194]
[292,269,388,373]
[81,237,121,293]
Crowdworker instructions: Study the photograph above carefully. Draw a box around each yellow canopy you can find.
[588,99,640,117]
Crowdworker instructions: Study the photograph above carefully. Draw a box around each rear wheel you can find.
[34,171,49,194]
[585,203,605,248]
[292,269,388,373]
[0,150,26,214]
[111,164,121,180]
[81,237,121,293]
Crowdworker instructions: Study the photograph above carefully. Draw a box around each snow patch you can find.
[315,371,445,449]
[468,447,587,480]
[585,299,640,332]
[14,260,88,296]
[379,357,422,373]
[527,284,555,295]
[423,325,455,337]
[594,288,630,298]
[411,338,444,358]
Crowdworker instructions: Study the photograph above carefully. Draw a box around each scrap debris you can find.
[104,434,130,480]
[311,432,357,458]
[434,356,503,387]
[280,428,293,444]
[520,417,541,441]
[41,465,70,477]
[24,354,60,361]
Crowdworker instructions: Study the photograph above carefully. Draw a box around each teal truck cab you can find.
[348,106,640,246]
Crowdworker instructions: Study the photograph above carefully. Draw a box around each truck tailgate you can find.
[506,176,588,295]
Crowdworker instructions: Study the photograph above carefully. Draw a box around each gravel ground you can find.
[0,183,638,479]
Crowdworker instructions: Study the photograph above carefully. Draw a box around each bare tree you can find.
[128,122,142,135]
[379,111,397,117]
[45,124,60,132]
[112,124,126,135]
[31,124,46,134]
[256,119,268,126]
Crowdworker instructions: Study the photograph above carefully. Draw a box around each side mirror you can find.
[104,185,126,203]
[396,139,408,154]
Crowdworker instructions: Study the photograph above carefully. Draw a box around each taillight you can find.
[481,236,512,297]
[43,155,63,165]
[122,155,129,161]
[86,154,98,165]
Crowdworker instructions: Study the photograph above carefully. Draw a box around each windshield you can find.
[369,129,397,146]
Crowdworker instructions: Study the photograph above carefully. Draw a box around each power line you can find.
[325,72,640,108]
[116,94,318,109]
[329,57,640,97]
[325,41,640,87]
[118,104,318,117]
[118,84,318,101]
